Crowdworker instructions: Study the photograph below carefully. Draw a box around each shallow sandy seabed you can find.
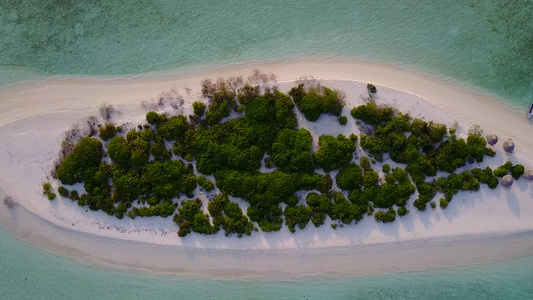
[1,59,532,278]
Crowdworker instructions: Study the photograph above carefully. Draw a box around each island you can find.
[42,73,528,238]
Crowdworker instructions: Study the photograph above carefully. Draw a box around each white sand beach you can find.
[0,60,532,277]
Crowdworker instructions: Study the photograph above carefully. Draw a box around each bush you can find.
[284,205,312,233]
[98,122,117,141]
[43,182,52,194]
[288,84,344,122]
[58,186,69,198]
[350,102,394,126]
[271,128,314,173]
[360,157,372,171]
[338,116,348,125]
[69,190,79,200]
[430,201,437,209]
[511,164,525,180]
[208,194,255,237]
[382,164,391,173]
[56,137,104,185]
[440,197,449,209]
[192,101,207,117]
[336,164,363,191]
[146,111,162,124]
[197,176,215,192]
[313,134,356,172]
[374,209,396,223]
[397,207,409,216]
[367,83,377,94]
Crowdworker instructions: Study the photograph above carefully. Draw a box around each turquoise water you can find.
[1,0,533,298]
[0,0,532,105]
[1,225,532,300]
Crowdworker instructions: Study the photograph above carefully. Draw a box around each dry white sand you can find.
[0,60,532,277]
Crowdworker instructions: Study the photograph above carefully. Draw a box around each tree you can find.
[98,122,118,141]
[289,84,344,121]
[192,101,207,117]
[271,128,314,173]
[56,137,104,185]
[336,164,363,191]
[313,134,356,172]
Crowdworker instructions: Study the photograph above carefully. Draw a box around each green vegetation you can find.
[49,79,520,237]
[98,122,118,141]
[374,209,396,223]
[367,83,377,94]
[338,116,348,125]
[493,161,524,180]
[57,186,69,198]
[314,134,356,172]
[43,182,56,200]
[174,199,212,237]
[289,84,344,121]
[208,194,255,237]
[197,176,215,192]
[192,101,207,117]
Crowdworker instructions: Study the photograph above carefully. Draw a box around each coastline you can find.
[1,60,533,277]
[2,199,533,280]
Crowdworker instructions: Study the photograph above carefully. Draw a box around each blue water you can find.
[0,0,532,105]
[1,0,533,298]
[0,225,532,300]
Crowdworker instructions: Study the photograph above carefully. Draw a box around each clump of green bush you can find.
[57,186,69,198]
[338,116,348,125]
[197,176,215,192]
[367,83,377,94]
[397,206,409,216]
[289,84,344,122]
[98,122,118,141]
[374,208,396,223]
[192,101,207,117]
[43,182,56,200]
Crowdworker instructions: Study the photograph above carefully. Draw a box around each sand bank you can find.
[0,60,532,276]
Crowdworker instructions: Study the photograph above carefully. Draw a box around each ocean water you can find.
[0,225,532,300]
[0,0,532,106]
[1,0,533,298]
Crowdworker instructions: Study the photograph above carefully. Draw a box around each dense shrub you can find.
[197,176,215,192]
[98,122,118,141]
[374,209,396,223]
[350,102,395,126]
[306,192,332,227]
[382,164,391,173]
[57,186,69,198]
[208,194,255,237]
[192,101,207,117]
[271,128,314,173]
[289,84,344,121]
[174,199,213,237]
[511,164,525,180]
[397,207,409,216]
[367,83,377,94]
[338,116,348,125]
[471,167,499,189]
[336,164,364,191]
[146,111,162,125]
[314,134,356,172]
[43,182,56,200]
[360,157,371,171]
[56,137,104,185]
[284,205,312,233]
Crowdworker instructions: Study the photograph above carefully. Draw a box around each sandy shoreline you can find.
[2,198,533,280]
[1,59,533,277]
